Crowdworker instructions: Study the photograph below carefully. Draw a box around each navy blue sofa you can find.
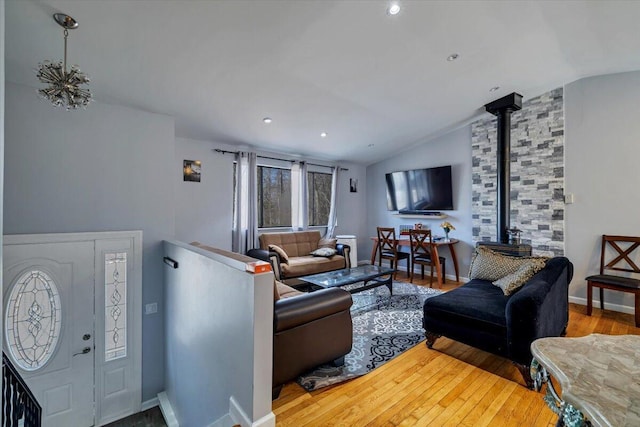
[422,257,573,388]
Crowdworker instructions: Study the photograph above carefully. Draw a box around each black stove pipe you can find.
[484,93,522,244]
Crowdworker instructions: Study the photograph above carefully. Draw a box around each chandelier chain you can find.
[63,29,68,73]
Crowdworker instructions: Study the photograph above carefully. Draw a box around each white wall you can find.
[175,137,235,249]
[163,241,274,427]
[334,162,368,263]
[366,126,474,279]
[565,70,640,310]
[4,83,175,401]
[173,139,370,258]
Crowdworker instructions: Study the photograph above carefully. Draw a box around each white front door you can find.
[3,240,95,426]
[3,231,143,427]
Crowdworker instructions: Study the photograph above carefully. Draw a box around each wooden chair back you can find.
[376,227,410,279]
[600,235,640,275]
[377,227,398,256]
[409,229,433,260]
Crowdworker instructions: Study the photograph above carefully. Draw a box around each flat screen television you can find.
[385,165,454,212]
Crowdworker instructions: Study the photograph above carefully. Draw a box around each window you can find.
[105,252,127,361]
[6,270,62,371]
[258,166,292,228]
[243,163,333,229]
[308,171,332,226]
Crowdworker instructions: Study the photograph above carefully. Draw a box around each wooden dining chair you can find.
[586,235,640,327]
[376,227,409,279]
[409,229,435,285]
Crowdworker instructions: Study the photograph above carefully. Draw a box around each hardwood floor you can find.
[273,276,640,426]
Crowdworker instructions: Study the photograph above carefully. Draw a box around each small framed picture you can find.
[184,160,202,182]
[350,178,358,193]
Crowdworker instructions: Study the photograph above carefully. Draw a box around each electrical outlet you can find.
[145,302,158,315]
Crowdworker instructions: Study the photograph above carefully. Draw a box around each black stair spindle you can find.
[2,352,42,427]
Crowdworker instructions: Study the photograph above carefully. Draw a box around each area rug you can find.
[296,281,442,391]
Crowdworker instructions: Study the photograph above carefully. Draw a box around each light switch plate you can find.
[145,302,158,315]
[564,194,574,204]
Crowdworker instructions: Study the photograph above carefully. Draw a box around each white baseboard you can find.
[209,414,234,427]
[569,296,635,315]
[157,392,179,427]
[229,396,275,427]
[250,412,276,427]
[141,397,159,412]
[156,392,276,427]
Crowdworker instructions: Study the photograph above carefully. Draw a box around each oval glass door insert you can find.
[5,270,62,371]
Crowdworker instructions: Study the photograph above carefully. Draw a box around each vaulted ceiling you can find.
[6,0,640,164]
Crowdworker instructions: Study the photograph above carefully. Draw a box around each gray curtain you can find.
[324,165,340,238]
[292,161,309,231]
[232,151,259,253]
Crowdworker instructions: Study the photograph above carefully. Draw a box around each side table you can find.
[530,334,640,427]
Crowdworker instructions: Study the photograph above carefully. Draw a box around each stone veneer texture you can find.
[471,88,564,256]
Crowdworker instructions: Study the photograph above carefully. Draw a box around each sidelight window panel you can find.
[105,252,127,362]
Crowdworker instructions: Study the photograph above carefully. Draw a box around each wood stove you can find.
[479,92,532,257]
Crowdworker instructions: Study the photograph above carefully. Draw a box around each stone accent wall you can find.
[471,88,564,256]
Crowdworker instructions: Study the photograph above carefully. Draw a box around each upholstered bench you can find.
[423,247,574,388]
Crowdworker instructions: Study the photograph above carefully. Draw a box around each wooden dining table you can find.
[370,236,460,288]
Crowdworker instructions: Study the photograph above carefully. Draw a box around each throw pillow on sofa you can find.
[310,247,337,257]
[492,259,547,295]
[468,246,547,281]
[268,244,290,264]
[318,238,337,249]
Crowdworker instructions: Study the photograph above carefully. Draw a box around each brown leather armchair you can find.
[272,281,353,399]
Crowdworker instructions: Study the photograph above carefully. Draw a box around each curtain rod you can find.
[213,149,349,171]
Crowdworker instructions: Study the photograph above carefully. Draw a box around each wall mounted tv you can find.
[385,165,454,212]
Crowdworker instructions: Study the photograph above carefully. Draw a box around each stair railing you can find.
[2,352,42,427]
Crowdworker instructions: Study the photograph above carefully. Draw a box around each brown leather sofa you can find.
[247,231,351,283]
[272,280,353,399]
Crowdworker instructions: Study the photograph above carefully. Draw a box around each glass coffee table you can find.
[300,265,395,294]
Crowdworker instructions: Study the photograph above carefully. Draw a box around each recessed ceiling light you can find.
[489,86,500,92]
[263,117,272,124]
[446,53,459,62]
[320,132,328,138]
[388,2,401,15]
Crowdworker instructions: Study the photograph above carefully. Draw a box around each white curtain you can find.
[291,161,308,231]
[232,151,259,253]
[324,165,340,238]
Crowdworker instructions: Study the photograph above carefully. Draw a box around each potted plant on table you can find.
[440,221,455,242]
